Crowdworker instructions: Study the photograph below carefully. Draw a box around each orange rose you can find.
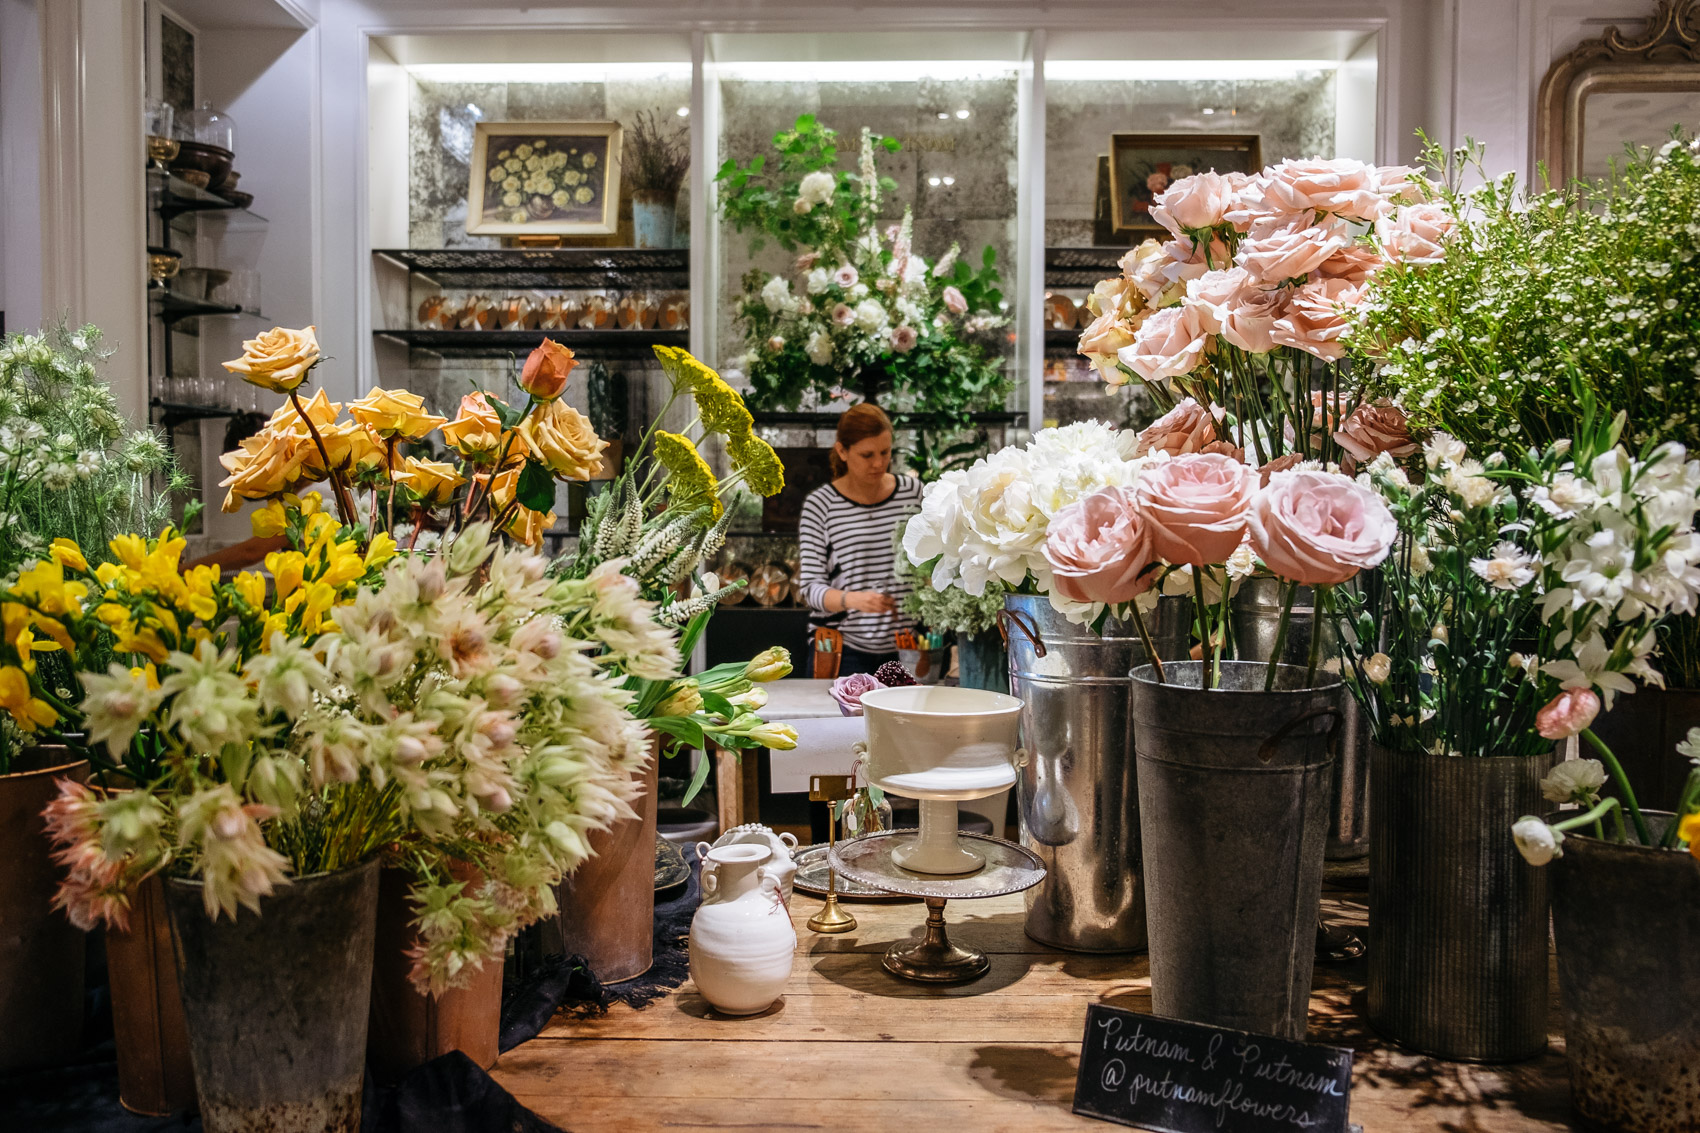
[518,338,577,401]
[441,392,507,461]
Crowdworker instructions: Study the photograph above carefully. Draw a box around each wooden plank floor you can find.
[492,885,1578,1132]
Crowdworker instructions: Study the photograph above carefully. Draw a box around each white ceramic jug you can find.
[703,824,799,905]
[688,844,796,1016]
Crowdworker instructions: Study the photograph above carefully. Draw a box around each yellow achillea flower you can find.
[727,431,786,497]
[654,346,754,437]
[653,430,722,518]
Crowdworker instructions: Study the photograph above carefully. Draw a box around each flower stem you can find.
[1212,569,1230,689]
[1581,727,1653,846]
[1192,570,1213,687]
[1305,584,1328,688]
[1660,766,1700,849]
[1129,596,1165,685]
[289,390,357,526]
[1551,796,1624,840]
[1266,580,1299,691]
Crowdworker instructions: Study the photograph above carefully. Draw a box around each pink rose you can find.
[1334,400,1419,465]
[1117,305,1211,383]
[1160,234,1233,290]
[1120,240,1171,304]
[1220,284,1290,354]
[1043,486,1157,606]
[1270,277,1364,362]
[1151,171,1235,237]
[1372,165,1427,208]
[1257,452,1305,486]
[1236,214,1350,283]
[767,335,786,352]
[831,303,856,327]
[1374,202,1456,265]
[1134,397,1241,461]
[1536,688,1601,740]
[796,251,821,272]
[1316,242,1385,283]
[829,672,883,716]
[892,324,918,352]
[942,285,968,315]
[1261,158,1388,222]
[833,263,859,288]
[1249,469,1396,585]
[1182,268,1252,335]
[1222,172,1275,232]
[1135,452,1257,567]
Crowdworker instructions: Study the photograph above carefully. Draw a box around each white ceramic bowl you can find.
[859,685,1023,800]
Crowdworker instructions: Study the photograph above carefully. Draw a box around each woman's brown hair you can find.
[829,403,893,477]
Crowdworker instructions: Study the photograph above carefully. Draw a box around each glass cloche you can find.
[179,99,235,153]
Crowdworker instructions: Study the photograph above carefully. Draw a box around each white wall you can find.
[0,0,42,335]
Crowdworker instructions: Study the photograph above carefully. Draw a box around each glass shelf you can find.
[152,288,243,325]
[148,169,267,224]
[374,327,688,360]
[375,248,689,290]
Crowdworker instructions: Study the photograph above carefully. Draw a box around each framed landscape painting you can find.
[466,121,624,237]
[1108,133,1263,234]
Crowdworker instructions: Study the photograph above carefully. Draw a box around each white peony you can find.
[853,298,888,333]
[805,328,833,366]
[760,275,795,312]
[798,170,836,207]
[805,267,831,295]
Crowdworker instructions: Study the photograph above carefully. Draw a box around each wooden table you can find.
[492,886,1577,1132]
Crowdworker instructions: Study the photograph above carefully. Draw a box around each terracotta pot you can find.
[367,865,503,1085]
[554,742,659,982]
[0,746,89,1071]
[107,873,197,1114]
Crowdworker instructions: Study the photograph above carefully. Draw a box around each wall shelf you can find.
[374,247,690,290]
[374,327,688,360]
[1044,246,1129,289]
[155,289,244,325]
[750,409,1027,428]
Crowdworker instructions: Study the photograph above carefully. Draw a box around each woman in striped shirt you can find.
[798,404,923,674]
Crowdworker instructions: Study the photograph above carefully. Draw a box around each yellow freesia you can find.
[251,500,291,539]
[49,539,88,573]
[364,532,397,570]
[95,563,124,589]
[266,551,306,600]
[233,572,267,611]
[0,665,55,731]
[129,662,160,690]
[182,565,221,622]
[13,559,89,618]
[1681,812,1700,862]
[110,534,148,571]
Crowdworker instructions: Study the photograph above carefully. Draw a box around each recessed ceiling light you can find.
[927,176,941,186]
[1202,107,1215,115]
[677,106,690,117]
[942,175,955,186]
[955,109,970,119]
[937,111,949,119]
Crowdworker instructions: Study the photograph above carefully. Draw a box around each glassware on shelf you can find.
[147,246,182,287]
[180,99,236,153]
[145,98,178,171]
[228,268,261,315]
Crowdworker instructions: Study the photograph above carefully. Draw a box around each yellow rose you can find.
[440,392,508,461]
[484,467,555,546]
[347,388,447,441]
[262,388,340,437]
[218,430,311,512]
[518,399,605,481]
[397,457,466,508]
[222,326,321,393]
[303,420,387,477]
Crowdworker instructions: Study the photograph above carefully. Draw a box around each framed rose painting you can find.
[466,121,624,237]
[1108,133,1262,234]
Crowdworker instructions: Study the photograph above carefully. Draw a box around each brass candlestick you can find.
[806,775,857,935]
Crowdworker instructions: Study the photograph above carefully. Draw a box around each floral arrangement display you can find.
[624,109,690,200]
[1336,391,1700,770]
[1076,154,1435,474]
[827,660,918,717]
[896,552,1007,640]
[219,326,605,546]
[716,114,1010,440]
[0,324,195,769]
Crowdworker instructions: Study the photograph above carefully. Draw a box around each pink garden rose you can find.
[1235,214,1350,283]
[1249,469,1396,585]
[795,251,821,272]
[1257,452,1305,486]
[1334,400,1419,465]
[942,285,968,315]
[1151,171,1236,237]
[1316,242,1385,283]
[1159,234,1233,290]
[1117,305,1211,383]
[891,325,918,352]
[1536,688,1601,740]
[1270,277,1365,362]
[1260,158,1388,222]
[1182,268,1253,335]
[831,303,856,327]
[1135,452,1258,567]
[1134,397,1241,461]
[1120,240,1172,305]
[1374,202,1456,265]
[1077,308,1139,372]
[1220,284,1289,354]
[833,263,859,288]
[1043,486,1157,606]
[829,672,883,716]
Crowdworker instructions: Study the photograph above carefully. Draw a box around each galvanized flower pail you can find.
[1002,593,1190,953]
[1131,661,1342,1040]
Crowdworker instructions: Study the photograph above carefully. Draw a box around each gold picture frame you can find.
[466,121,624,237]
[1108,133,1263,234]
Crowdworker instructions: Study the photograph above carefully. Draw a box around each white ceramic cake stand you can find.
[830,830,1046,982]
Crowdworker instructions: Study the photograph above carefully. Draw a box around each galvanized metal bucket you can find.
[1002,593,1191,953]
[1366,744,1552,1062]
[167,858,380,1133]
[1131,661,1342,1040]
[1233,577,1369,860]
[1551,812,1700,1133]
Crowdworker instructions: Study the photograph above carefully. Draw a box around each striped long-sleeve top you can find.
[797,477,924,653]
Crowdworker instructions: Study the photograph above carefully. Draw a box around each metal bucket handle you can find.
[997,607,1046,658]
[1255,706,1342,766]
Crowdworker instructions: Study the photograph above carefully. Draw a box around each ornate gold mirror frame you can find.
[1536,0,1700,183]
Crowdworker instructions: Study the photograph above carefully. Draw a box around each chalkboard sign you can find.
[1073,1004,1354,1133]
